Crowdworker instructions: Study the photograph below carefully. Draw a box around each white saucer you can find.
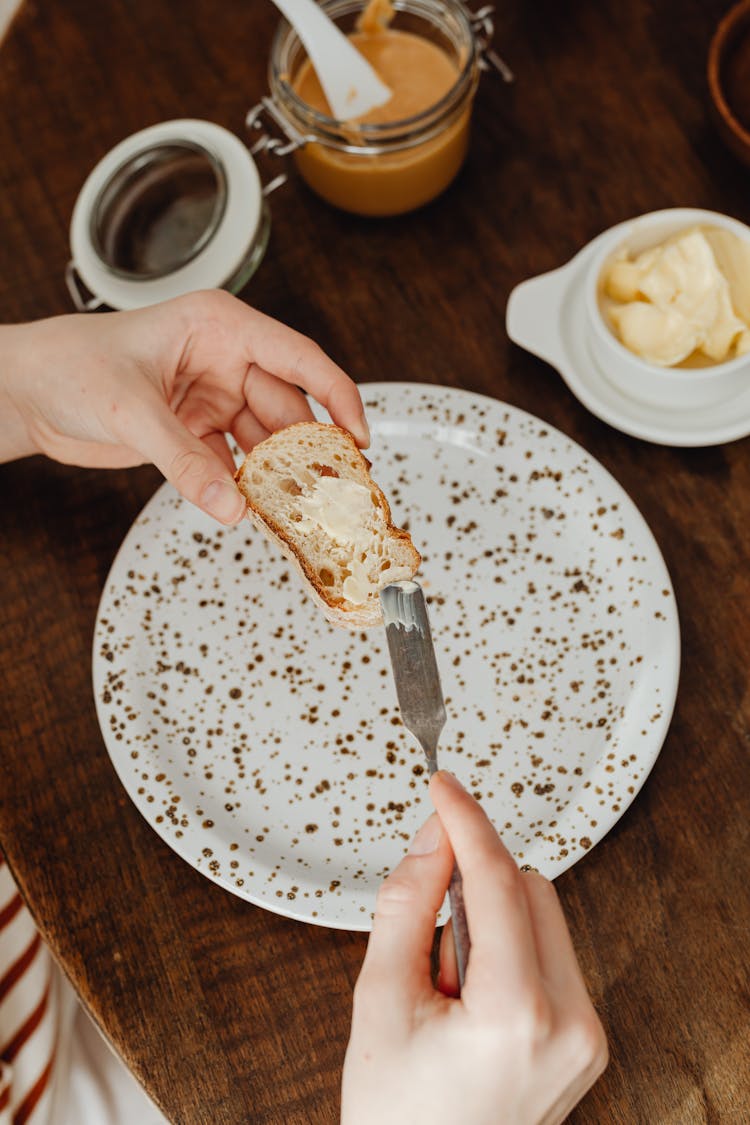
[507,234,750,447]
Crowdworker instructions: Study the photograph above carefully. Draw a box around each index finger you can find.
[429,771,542,1008]
[240,308,369,447]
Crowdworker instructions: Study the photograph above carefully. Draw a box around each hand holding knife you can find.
[379,579,471,992]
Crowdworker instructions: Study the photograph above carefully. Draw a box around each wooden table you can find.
[2,1,749,1121]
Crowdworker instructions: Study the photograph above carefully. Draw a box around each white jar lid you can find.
[69,119,263,310]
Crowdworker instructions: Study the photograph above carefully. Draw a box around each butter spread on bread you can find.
[235,422,421,628]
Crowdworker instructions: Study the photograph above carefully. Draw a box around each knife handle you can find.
[448,862,470,992]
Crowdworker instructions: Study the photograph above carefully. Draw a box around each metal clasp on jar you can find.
[461,2,515,82]
[246,98,315,195]
[65,262,105,312]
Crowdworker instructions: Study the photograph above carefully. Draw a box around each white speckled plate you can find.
[93,383,680,930]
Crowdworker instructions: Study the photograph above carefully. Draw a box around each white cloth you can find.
[0,856,169,1125]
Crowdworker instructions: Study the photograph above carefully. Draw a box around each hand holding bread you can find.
[0,289,416,625]
[0,290,368,525]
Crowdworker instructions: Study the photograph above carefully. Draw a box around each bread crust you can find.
[235,422,421,629]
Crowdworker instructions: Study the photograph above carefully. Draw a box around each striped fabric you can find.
[0,855,170,1125]
[0,856,57,1125]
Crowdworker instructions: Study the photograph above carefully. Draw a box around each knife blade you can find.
[379,579,471,991]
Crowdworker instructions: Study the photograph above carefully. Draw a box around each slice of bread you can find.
[235,421,421,628]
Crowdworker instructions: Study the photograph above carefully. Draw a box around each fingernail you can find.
[434,770,466,793]
[201,480,246,525]
[355,411,370,448]
[408,813,442,856]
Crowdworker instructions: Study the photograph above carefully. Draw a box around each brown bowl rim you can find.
[708,0,750,149]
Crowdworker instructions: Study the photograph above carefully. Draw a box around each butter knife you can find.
[380,579,471,991]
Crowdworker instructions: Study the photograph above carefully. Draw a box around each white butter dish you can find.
[507,208,750,447]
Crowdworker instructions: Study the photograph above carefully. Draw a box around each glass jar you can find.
[248,0,499,218]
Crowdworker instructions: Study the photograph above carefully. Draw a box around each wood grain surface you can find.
[1,1,749,1121]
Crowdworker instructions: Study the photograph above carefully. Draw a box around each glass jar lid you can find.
[69,119,263,310]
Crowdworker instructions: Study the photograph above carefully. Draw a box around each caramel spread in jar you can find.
[294,30,458,126]
[284,4,476,217]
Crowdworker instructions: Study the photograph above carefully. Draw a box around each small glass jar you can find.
[248,0,496,218]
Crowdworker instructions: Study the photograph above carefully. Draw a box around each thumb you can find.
[356,814,454,1028]
[126,400,246,525]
